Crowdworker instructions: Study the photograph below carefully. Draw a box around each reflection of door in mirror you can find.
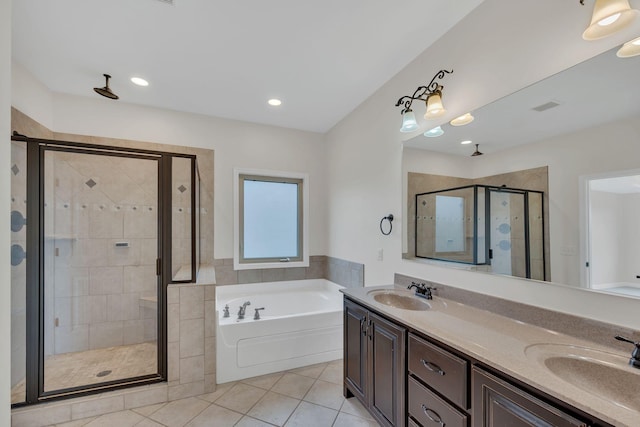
[586,173,640,298]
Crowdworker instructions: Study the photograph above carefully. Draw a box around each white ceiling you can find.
[11,0,483,133]
[403,46,640,156]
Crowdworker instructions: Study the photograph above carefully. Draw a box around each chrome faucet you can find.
[223,304,230,318]
[254,307,265,320]
[615,335,640,369]
[407,281,437,300]
[237,301,251,319]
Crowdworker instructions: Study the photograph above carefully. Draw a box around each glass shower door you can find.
[42,148,160,393]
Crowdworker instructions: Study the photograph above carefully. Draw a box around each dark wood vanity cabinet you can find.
[407,333,470,427]
[344,297,608,427]
[344,299,368,402]
[344,298,406,427]
[472,367,589,427]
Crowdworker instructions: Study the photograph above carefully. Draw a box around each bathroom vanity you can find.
[342,285,638,427]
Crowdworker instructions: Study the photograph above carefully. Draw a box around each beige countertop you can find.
[342,285,640,427]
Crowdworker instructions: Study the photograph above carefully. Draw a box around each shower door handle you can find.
[156,258,161,276]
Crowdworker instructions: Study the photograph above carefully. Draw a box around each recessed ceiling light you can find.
[424,126,444,137]
[268,99,282,106]
[131,77,149,87]
[460,140,473,145]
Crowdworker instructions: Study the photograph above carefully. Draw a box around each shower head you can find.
[471,144,483,157]
[93,74,119,100]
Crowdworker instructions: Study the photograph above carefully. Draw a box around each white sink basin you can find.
[525,343,640,412]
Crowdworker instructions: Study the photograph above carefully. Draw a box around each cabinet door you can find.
[369,312,406,427]
[344,299,368,402]
[473,367,589,427]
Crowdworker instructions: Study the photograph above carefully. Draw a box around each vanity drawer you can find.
[408,333,468,408]
[409,376,468,427]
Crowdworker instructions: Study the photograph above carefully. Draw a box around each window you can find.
[234,169,309,270]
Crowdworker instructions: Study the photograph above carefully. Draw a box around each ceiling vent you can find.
[532,101,561,112]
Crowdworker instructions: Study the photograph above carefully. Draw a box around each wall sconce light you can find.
[617,36,640,57]
[580,0,639,40]
[450,112,474,126]
[395,69,453,132]
[424,126,444,137]
[400,109,419,132]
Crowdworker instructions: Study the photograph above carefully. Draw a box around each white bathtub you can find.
[593,282,640,298]
[216,279,344,383]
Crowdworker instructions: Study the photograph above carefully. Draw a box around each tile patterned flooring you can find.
[11,342,157,404]
[47,359,380,427]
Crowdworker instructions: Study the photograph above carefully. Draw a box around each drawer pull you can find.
[421,404,445,426]
[420,359,445,376]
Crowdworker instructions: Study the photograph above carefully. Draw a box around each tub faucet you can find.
[254,307,265,320]
[615,335,640,369]
[407,281,437,300]
[238,301,251,320]
[223,305,230,318]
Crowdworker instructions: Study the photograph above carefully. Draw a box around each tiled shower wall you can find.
[171,157,195,280]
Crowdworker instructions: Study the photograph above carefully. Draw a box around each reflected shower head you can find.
[93,74,119,100]
[471,144,483,157]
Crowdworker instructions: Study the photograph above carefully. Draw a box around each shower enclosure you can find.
[415,185,545,280]
[10,134,201,405]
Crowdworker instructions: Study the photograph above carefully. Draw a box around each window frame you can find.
[234,168,309,270]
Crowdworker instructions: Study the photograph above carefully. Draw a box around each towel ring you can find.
[380,214,394,235]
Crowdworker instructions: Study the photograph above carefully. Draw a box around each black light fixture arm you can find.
[395,69,453,114]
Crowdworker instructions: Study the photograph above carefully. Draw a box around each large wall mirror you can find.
[402,46,640,299]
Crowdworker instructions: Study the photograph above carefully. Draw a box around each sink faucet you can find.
[238,301,251,319]
[407,281,437,300]
[615,335,640,369]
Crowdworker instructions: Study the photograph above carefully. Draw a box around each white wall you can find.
[325,0,640,329]
[619,194,640,286]
[12,66,328,261]
[586,191,620,287]
[11,62,53,130]
[1,0,12,423]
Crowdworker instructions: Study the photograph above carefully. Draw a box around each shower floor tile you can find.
[11,341,157,403]
[44,341,157,392]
